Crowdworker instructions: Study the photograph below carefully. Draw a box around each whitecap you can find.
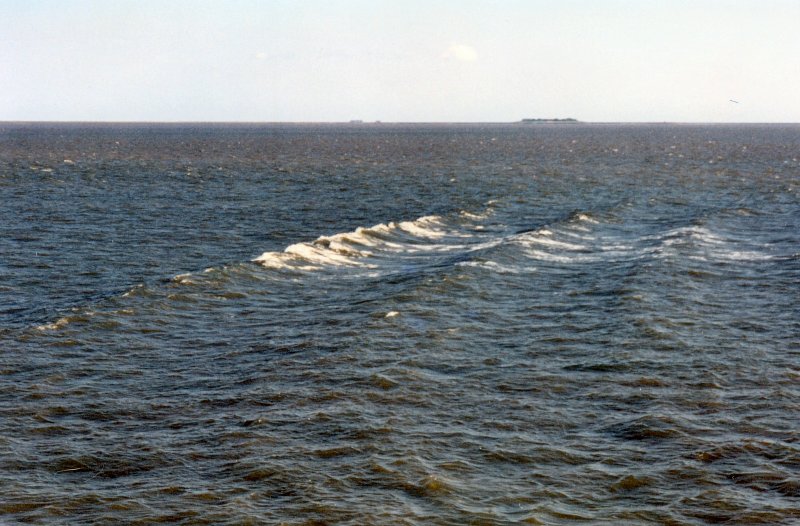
[575,213,599,224]
[519,236,589,251]
[36,317,70,331]
[523,250,599,264]
[710,249,773,262]
[397,216,450,238]
[253,251,321,271]
[253,212,488,271]
[456,260,533,274]
[35,311,95,331]
[460,210,490,220]
[657,226,724,245]
[284,242,374,267]
[171,273,196,285]
[601,243,635,251]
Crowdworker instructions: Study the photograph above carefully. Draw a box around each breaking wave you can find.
[253,213,494,272]
[34,203,786,335]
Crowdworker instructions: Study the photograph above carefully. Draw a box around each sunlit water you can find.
[1,123,798,524]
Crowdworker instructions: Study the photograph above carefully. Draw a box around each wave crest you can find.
[253,214,484,271]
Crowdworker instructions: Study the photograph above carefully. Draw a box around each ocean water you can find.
[1,123,798,525]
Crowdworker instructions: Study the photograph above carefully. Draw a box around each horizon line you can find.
[2,120,800,125]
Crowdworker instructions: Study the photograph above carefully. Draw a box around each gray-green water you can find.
[1,123,798,524]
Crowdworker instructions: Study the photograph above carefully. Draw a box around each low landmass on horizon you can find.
[520,118,580,123]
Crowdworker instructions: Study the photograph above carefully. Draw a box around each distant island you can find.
[521,118,579,123]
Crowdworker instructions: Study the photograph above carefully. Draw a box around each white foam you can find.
[122,284,145,298]
[35,311,95,331]
[457,260,534,274]
[647,225,778,263]
[171,273,196,285]
[253,213,485,271]
[397,215,449,238]
[686,228,723,245]
[254,251,320,271]
[469,238,506,251]
[36,317,70,331]
[520,236,588,251]
[285,242,374,267]
[460,210,489,220]
[343,227,408,251]
[312,235,374,258]
[559,230,596,240]
[711,249,773,261]
[601,243,635,251]
[656,226,724,246]
[523,249,598,263]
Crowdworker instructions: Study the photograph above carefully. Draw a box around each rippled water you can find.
[1,123,799,524]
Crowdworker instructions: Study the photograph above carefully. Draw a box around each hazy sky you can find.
[2,0,799,122]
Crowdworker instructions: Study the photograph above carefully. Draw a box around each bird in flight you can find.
[729,99,740,104]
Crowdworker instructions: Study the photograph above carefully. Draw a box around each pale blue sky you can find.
[2,0,798,122]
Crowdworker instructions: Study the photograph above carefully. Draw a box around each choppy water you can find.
[1,123,799,524]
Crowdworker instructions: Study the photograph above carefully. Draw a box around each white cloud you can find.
[442,44,478,62]
[254,52,267,60]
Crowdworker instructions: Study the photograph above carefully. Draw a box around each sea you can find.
[1,122,798,525]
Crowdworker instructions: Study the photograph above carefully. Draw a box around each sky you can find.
[1,0,799,122]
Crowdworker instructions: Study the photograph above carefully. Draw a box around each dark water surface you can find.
[1,123,798,524]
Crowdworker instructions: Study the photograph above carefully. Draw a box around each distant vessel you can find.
[521,118,579,123]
